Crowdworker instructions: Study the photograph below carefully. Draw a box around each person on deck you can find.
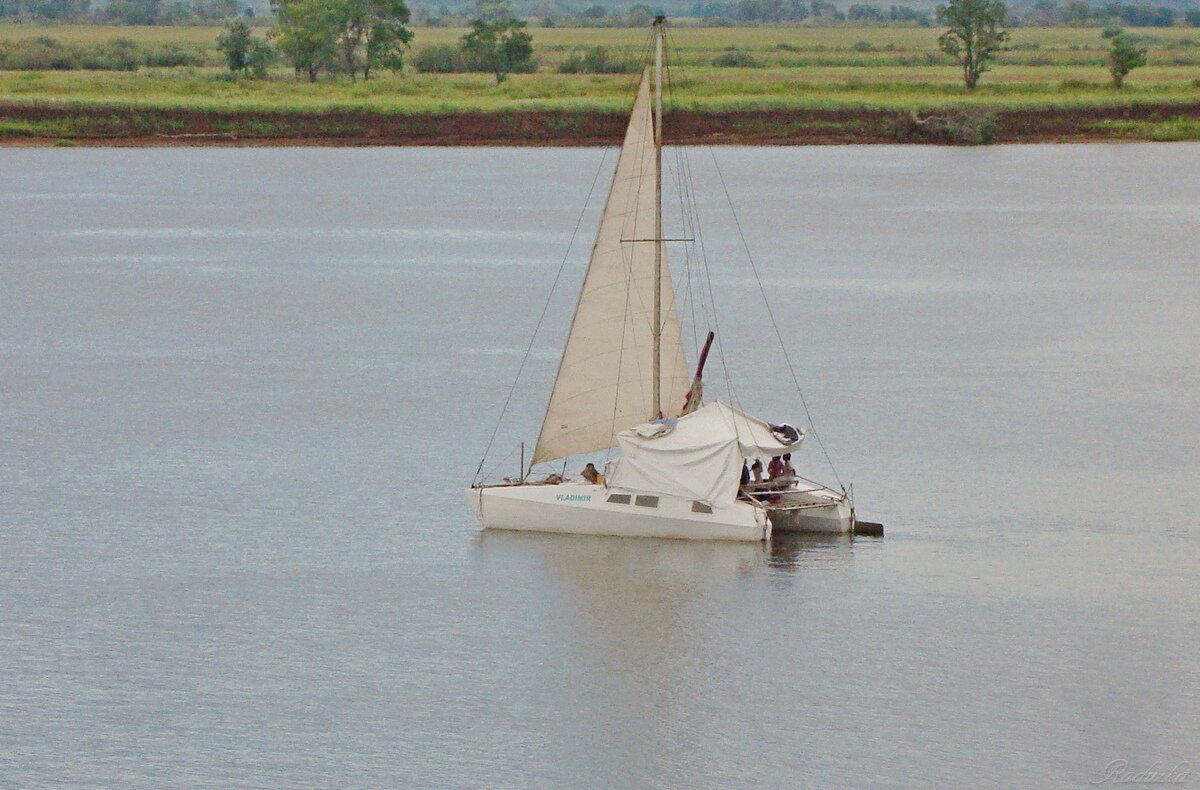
[741,461,751,487]
[750,459,764,484]
[768,455,785,480]
[581,463,602,485]
[781,453,796,479]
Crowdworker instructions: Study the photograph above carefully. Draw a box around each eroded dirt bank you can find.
[2,100,1198,146]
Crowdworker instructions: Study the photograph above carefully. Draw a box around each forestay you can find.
[532,67,691,465]
[606,401,804,507]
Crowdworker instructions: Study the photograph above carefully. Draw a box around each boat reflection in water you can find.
[471,529,881,777]
[476,529,871,585]
[767,532,879,571]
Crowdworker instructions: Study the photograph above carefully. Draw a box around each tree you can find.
[624,4,654,25]
[101,0,160,24]
[217,18,254,72]
[937,0,1009,89]
[461,14,532,83]
[330,0,412,80]
[471,0,512,21]
[271,0,339,81]
[218,19,275,76]
[848,3,885,21]
[1107,31,1146,88]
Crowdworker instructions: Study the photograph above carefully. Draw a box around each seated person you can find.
[767,455,785,479]
[581,463,602,485]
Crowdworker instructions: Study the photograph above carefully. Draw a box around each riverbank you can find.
[3,99,1199,145]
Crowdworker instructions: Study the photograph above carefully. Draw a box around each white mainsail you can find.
[532,67,691,465]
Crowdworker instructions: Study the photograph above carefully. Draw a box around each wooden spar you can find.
[679,330,715,415]
[694,330,716,380]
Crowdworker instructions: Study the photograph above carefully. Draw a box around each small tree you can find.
[271,0,339,81]
[937,0,1009,89]
[461,15,532,83]
[330,0,413,80]
[1107,31,1147,88]
[217,19,254,73]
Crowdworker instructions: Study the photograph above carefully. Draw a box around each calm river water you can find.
[1,145,1197,789]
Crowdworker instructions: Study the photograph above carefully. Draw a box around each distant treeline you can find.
[414,0,1200,28]
[0,0,255,23]
[686,0,933,25]
[1014,0,1200,26]
[3,0,1200,27]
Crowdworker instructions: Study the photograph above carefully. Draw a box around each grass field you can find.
[2,24,1199,141]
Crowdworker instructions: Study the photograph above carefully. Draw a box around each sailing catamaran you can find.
[468,18,867,541]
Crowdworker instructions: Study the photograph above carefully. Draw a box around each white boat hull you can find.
[468,483,771,542]
[757,483,855,534]
[765,498,854,534]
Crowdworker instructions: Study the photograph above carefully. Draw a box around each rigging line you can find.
[607,225,637,469]
[675,164,700,359]
[704,145,843,487]
[479,442,520,487]
[659,27,703,370]
[666,126,700,360]
[679,144,741,412]
[671,164,700,379]
[471,146,612,486]
[662,40,728,411]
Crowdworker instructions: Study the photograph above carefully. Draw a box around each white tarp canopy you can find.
[606,400,804,507]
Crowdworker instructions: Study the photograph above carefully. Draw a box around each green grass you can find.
[2,66,1197,115]
[1093,116,1200,139]
[0,25,1198,118]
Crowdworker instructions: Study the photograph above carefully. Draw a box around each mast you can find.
[652,15,665,418]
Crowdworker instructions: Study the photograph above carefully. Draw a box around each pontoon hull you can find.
[468,483,771,542]
[764,487,854,534]
[766,500,854,534]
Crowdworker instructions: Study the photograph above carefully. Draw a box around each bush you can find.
[78,38,141,71]
[410,41,537,75]
[411,43,469,73]
[711,47,761,68]
[0,37,77,70]
[892,109,998,144]
[143,44,205,67]
[244,39,274,78]
[557,46,637,74]
[0,36,145,71]
[851,40,875,52]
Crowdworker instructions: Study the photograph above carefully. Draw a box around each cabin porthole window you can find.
[691,501,713,514]
[634,495,659,508]
[606,494,631,505]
